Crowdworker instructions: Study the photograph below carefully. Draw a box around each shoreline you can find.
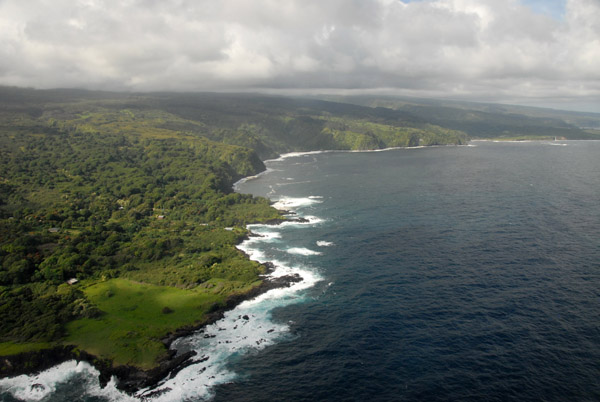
[1,142,455,396]
[0,159,304,395]
[0,262,303,394]
[233,143,471,189]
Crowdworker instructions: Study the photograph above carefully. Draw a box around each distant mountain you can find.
[0,87,470,160]
[0,86,468,370]
[0,86,596,379]
[314,94,600,140]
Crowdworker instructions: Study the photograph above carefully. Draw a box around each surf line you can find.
[0,198,323,402]
[133,197,324,401]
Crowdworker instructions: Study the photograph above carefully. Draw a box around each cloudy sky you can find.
[0,0,598,111]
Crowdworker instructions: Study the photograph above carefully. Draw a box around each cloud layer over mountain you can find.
[0,0,598,110]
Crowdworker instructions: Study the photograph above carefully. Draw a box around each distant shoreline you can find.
[0,141,464,396]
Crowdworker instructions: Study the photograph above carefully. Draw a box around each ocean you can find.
[2,140,599,401]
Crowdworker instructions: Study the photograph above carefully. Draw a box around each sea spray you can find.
[0,361,135,402]
[272,196,323,210]
[0,195,324,402]
[316,241,335,247]
[286,247,323,256]
[134,197,324,400]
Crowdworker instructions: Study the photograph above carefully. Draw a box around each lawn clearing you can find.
[0,342,53,356]
[65,277,260,369]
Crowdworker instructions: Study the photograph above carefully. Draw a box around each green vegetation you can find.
[2,87,596,371]
[480,136,561,141]
[0,86,469,370]
[318,94,600,140]
[0,341,53,356]
[65,278,258,368]
[584,129,600,138]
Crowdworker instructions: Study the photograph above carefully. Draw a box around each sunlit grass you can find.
[0,342,53,356]
[64,278,260,368]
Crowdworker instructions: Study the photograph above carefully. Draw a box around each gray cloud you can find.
[0,0,598,111]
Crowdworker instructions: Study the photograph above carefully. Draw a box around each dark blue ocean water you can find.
[223,141,600,401]
[1,141,599,401]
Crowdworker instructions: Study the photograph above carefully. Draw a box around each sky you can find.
[0,0,598,112]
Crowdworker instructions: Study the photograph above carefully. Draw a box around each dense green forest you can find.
[0,87,469,368]
[2,86,598,369]
[3,86,598,369]
[319,95,600,140]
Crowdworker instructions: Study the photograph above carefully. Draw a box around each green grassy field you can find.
[0,87,471,371]
[0,341,53,356]
[64,278,260,368]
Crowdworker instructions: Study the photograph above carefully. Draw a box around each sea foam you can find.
[136,253,322,401]
[134,194,324,401]
[287,247,323,256]
[317,240,335,247]
[272,196,323,210]
[0,360,134,402]
[1,187,324,402]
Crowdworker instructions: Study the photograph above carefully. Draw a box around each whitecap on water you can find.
[265,150,328,162]
[0,361,135,402]
[316,240,335,247]
[278,216,324,227]
[286,247,323,256]
[272,196,323,210]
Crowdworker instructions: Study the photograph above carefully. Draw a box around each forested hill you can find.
[0,88,470,158]
[0,87,467,370]
[1,85,597,372]
[316,94,600,140]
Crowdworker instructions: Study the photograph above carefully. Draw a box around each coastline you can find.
[1,142,458,397]
[0,256,303,395]
[0,158,304,395]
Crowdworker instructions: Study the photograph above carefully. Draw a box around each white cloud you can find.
[0,0,597,110]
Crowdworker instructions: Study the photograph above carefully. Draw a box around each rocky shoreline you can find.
[0,178,310,395]
[0,266,303,395]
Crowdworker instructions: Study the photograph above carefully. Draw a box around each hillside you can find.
[317,95,600,140]
[0,87,468,371]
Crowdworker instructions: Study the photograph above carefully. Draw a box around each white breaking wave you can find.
[1,186,325,401]
[279,216,324,227]
[316,240,335,247]
[132,213,324,401]
[286,247,322,256]
[249,230,281,242]
[0,360,134,402]
[265,146,435,163]
[232,167,275,190]
[272,196,322,210]
[265,150,328,162]
[135,245,322,401]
